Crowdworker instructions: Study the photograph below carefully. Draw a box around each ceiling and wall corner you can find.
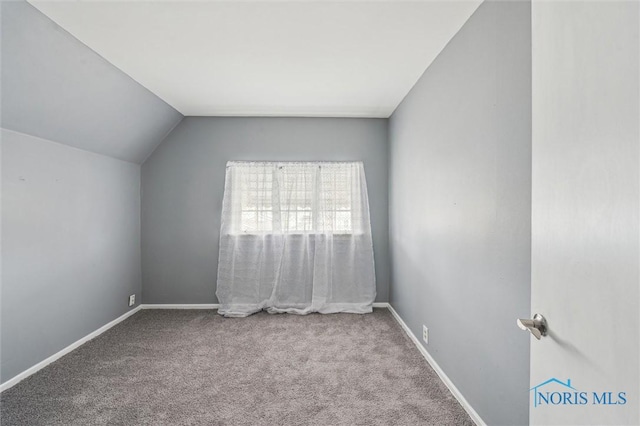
[27,0,482,119]
[0,0,183,164]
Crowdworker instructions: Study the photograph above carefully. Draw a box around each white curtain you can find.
[216,161,376,317]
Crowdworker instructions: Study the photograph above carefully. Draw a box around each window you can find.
[237,164,275,233]
[217,160,376,316]
[226,161,363,234]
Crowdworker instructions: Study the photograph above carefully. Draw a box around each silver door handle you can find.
[517,314,548,340]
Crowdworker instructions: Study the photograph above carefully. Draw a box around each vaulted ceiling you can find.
[29,0,482,118]
[1,1,183,164]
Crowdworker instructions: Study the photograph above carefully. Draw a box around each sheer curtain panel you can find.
[216,161,376,317]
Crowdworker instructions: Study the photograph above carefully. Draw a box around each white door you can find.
[530,1,639,425]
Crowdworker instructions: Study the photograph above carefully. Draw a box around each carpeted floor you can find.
[0,308,473,425]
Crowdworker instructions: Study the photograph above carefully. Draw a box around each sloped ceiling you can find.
[1,1,183,164]
[28,0,482,118]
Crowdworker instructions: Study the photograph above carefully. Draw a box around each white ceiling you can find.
[29,0,481,118]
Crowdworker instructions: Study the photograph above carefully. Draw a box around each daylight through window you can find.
[227,162,362,234]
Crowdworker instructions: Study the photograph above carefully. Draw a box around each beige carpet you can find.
[1,308,473,425]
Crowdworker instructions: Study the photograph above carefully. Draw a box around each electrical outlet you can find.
[128,294,135,307]
[423,325,429,344]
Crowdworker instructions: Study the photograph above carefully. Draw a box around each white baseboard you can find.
[140,304,219,309]
[141,303,387,310]
[0,306,142,393]
[386,304,486,426]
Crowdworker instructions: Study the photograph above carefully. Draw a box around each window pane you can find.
[318,164,353,232]
[232,162,355,234]
[241,211,257,232]
[335,211,352,233]
[237,165,273,233]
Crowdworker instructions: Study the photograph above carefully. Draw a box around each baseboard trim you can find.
[0,306,142,393]
[386,304,486,426]
[141,303,388,310]
[140,304,219,309]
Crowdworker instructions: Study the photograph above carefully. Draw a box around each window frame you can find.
[227,162,360,236]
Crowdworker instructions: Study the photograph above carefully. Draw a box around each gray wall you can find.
[388,1,531,425]
[0,1,183,164]
[0,0,178,384]
[1,129,141,382]
[142,117,389,304]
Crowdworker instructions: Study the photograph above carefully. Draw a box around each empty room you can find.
[1,0,638,425]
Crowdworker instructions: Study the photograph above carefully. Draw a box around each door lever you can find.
[517,314,547,340]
